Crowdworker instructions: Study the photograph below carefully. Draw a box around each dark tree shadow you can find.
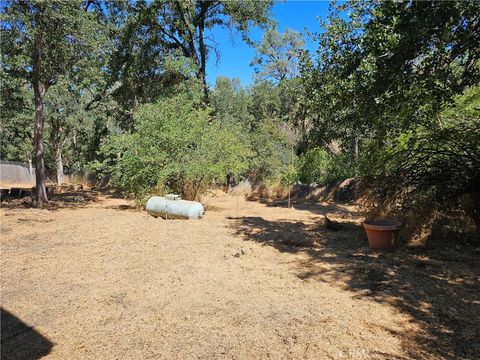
[105,204,137,211]
[247,195,360,218]
[1,308,53,360]
[232,212,480,359]
[0,189,127,211]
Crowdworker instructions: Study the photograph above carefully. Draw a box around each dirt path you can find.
[1,190,478,359]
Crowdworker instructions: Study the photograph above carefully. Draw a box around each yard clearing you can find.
[1,190,479,359]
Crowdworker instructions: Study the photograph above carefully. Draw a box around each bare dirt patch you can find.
[1,190,478,359]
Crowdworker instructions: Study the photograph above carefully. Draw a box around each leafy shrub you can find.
[91,91,252,203]
[247,119,292,183]
[361,86,480,241]
[210,77,295,185]
[298,147,355,185]
[325,153,356,182]
[298,147,329,184]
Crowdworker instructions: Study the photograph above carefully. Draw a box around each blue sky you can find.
[206,1,332,87]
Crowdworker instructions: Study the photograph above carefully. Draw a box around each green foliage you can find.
[388,86,480,198]
[296,0,480,239]
[248,81,282,123]
[211,77,252,127]
[95,75,295,200]
[364,85,480,237]
[42,76,121,178]
[251,27,304,82]
[0,67,33,161]
[1,0,112,191]
[301,0,480,155]
[210,77,295,184]
[3,0,476,243]
[298,148,330,184]
[2,0,106,88]
[327,154,356,183]
[277,147,299,187]
[109,0,274,102]
[93,91,252,202]
[298,147,356,185]
[248,119,291,182]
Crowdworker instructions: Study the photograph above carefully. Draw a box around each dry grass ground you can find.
[1,189,478,359]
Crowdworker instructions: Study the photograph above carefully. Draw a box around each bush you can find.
[361,86,480,241]
[247,119,292,183]
[91,91,252,202]
[298,147,355,185]
[298,147,329,184]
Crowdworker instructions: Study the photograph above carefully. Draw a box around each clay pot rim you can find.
[363,219,402,231]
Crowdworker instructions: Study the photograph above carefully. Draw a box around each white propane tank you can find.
[145,195,204,219]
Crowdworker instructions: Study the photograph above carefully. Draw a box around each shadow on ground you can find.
[232,202,480,360]
[1,189,126,211]
[247,195,359,218]
[1,308,53,360]
[105,203,137,211]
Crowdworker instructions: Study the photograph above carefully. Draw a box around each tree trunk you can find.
[469,192,480,236]
[33,82,48,203]
[56,144,65,185]
[33,25,48,204]
[197,12,209,102]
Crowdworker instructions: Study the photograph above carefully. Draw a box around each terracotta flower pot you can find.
[363,219,402,251]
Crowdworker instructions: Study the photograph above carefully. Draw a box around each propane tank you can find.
[146,195,204,219]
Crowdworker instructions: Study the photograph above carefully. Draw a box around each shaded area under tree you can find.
[233,207,480,359]
[1,308,54,360]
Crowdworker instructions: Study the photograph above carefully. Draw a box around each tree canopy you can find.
[251,27,304,82]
